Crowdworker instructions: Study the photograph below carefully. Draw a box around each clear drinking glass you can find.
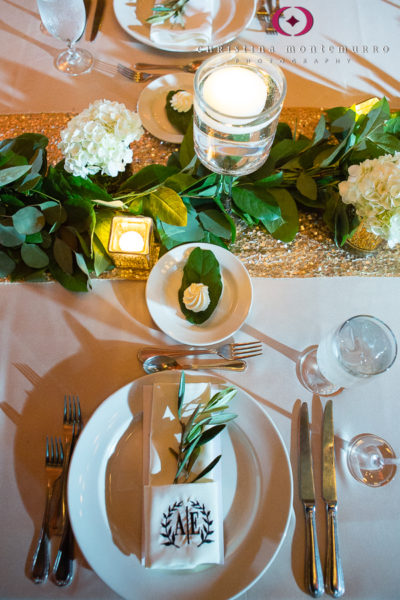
[37,0,93,75]
[296,315,397,396]
[346,433,398,487]
[193,52,286,208]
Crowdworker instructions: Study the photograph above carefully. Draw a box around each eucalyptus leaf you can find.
[0,224,25,247]
[20,243,49,269]
[0,251,16,277]
[0,165,31,188]
[178,247,222,325]
[12,206,45,235]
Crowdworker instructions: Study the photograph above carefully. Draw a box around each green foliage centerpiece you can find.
[0,97,399,291]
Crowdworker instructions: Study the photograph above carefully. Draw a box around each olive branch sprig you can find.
[146,0,190,26]
[170,372,237,484]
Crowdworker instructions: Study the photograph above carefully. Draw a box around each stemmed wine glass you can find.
[296,315,397,396]
[346,433,398,487]
[37,0,93,76]
[193,51,286,210]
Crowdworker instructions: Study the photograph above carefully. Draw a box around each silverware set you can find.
[31,395,82,587]
[299,401,344,598]
[138,341,263,373]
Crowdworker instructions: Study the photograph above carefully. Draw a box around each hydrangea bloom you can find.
[170,90,193,113]
[339,152,400,247]
[59,99,144,178]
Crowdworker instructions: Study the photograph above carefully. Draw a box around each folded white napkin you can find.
[149,0,213,49]
[142,382,224,569]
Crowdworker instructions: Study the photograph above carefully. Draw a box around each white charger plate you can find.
[68,371,293,600]
[145,243,253,346]
[138,73,194,143]
[113,0,257,53]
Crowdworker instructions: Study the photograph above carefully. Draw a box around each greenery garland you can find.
[0,97,399,291]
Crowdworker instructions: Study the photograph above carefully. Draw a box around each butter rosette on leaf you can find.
[142,379,236,569]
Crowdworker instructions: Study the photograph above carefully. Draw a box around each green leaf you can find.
[384,116,400,138]
[0,251,16,276]
[48,260,90,292]
[147,186,187,226]
[0,165,31,187]
[94,209,114,253]
[164,172,197,193]
[296,172,317,201]
[75,251,92,289]
[165,90,193,134]
[266,189,299,243]
[178,371,185,420]
[198,209,232,240]
[119,164,178,193]
[178,247,223,325]
[192,455,222,482]
[179,118,195,168]
[53,237,73,274]
[157,205,204,250]
[195,424,226,447]
[0,224,25,247]
[93,234,113,276]
[232,186,281,221]
[20,243,49,269]
[12,206,45,235]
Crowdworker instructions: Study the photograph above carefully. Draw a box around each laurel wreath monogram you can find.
[160,499,215,548]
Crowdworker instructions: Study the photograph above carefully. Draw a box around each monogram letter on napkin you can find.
[149,0,214,49]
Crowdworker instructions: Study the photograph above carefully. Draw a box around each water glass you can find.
[297,315,397,396]
[37,0,93,75]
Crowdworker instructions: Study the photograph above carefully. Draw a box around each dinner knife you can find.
[299,402,324,597]
[322,400,345,597]
[90,0,105,42]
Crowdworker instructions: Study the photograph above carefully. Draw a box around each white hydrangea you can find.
[339,152,400,247]
[170,90,193,113]
[59,99,144,178]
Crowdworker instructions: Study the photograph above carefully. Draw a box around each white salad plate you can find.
[113,0,257,53]
[138,73,194,143]
[145,243,253,346]
[68,372,293,600]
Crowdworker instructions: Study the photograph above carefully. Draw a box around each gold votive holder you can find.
[345,223,383,255]
[108,215,157,271]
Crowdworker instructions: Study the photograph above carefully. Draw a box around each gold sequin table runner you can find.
[1,110,399,278]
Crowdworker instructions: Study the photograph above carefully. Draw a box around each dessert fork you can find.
[95,59,158,82]
[31,437,64,584]
[133,59,203,73]
[138,341,263,363]
[52,395,82,587]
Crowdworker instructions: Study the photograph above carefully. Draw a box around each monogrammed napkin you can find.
[142,382,224,569]
[149,0,213,49]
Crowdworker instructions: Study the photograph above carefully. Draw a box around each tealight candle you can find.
[202,66,268,118]
[108,215,155,271]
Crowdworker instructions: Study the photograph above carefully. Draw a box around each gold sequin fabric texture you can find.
[1,109,399,278]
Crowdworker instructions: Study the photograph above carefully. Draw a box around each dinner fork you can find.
[52,395,82,587]
[133,59,203,73]
[95,59,158,82]
[138,341,263,363]
[31,437,64,584]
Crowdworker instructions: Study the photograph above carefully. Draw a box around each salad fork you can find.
[138,341,263,363]
[31,437,64,584]
[133,59,203,73]
[95,59,158,82]
[52,395,82,586]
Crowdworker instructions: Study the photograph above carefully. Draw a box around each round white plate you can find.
[145,243,253,346]
[138,73,194,143]
[68,372,293,600]
[113,0,256,53]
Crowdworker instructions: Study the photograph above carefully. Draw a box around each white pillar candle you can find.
[202,66,268,118]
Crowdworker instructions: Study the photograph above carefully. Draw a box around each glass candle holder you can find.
[108,215,156,271]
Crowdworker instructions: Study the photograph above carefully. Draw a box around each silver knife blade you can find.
[299,402,324,598]
[322,400,345,597]
[299,402,316,502]
[90,0,105,42]
[322,399,337,503]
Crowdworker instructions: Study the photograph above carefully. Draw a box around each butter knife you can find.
[299,402,324,597]
[322,400,345,597]
[90,0,105,42]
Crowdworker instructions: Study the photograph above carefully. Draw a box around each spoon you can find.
[133,60,203,73]
[142,355,247,373]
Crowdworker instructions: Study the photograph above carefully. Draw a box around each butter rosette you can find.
[142,382,225,569]
[149,0,213,49]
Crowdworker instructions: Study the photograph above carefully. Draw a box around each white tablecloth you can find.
[0,0,399,113]
[0,276,399,599]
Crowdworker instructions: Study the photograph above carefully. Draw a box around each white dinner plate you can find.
[145,243,253,346]
[68,372,293,600]
[113,0,256,53]
[138,73,194,143]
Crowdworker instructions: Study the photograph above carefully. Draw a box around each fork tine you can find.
[232,342,263,350]
[232,351,263,359]
[231,341,263,360]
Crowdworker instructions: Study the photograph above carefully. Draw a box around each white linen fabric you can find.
[142,382,224,569]
[149,0,213,49]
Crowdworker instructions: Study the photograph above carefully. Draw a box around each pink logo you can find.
[271,6,314,36]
